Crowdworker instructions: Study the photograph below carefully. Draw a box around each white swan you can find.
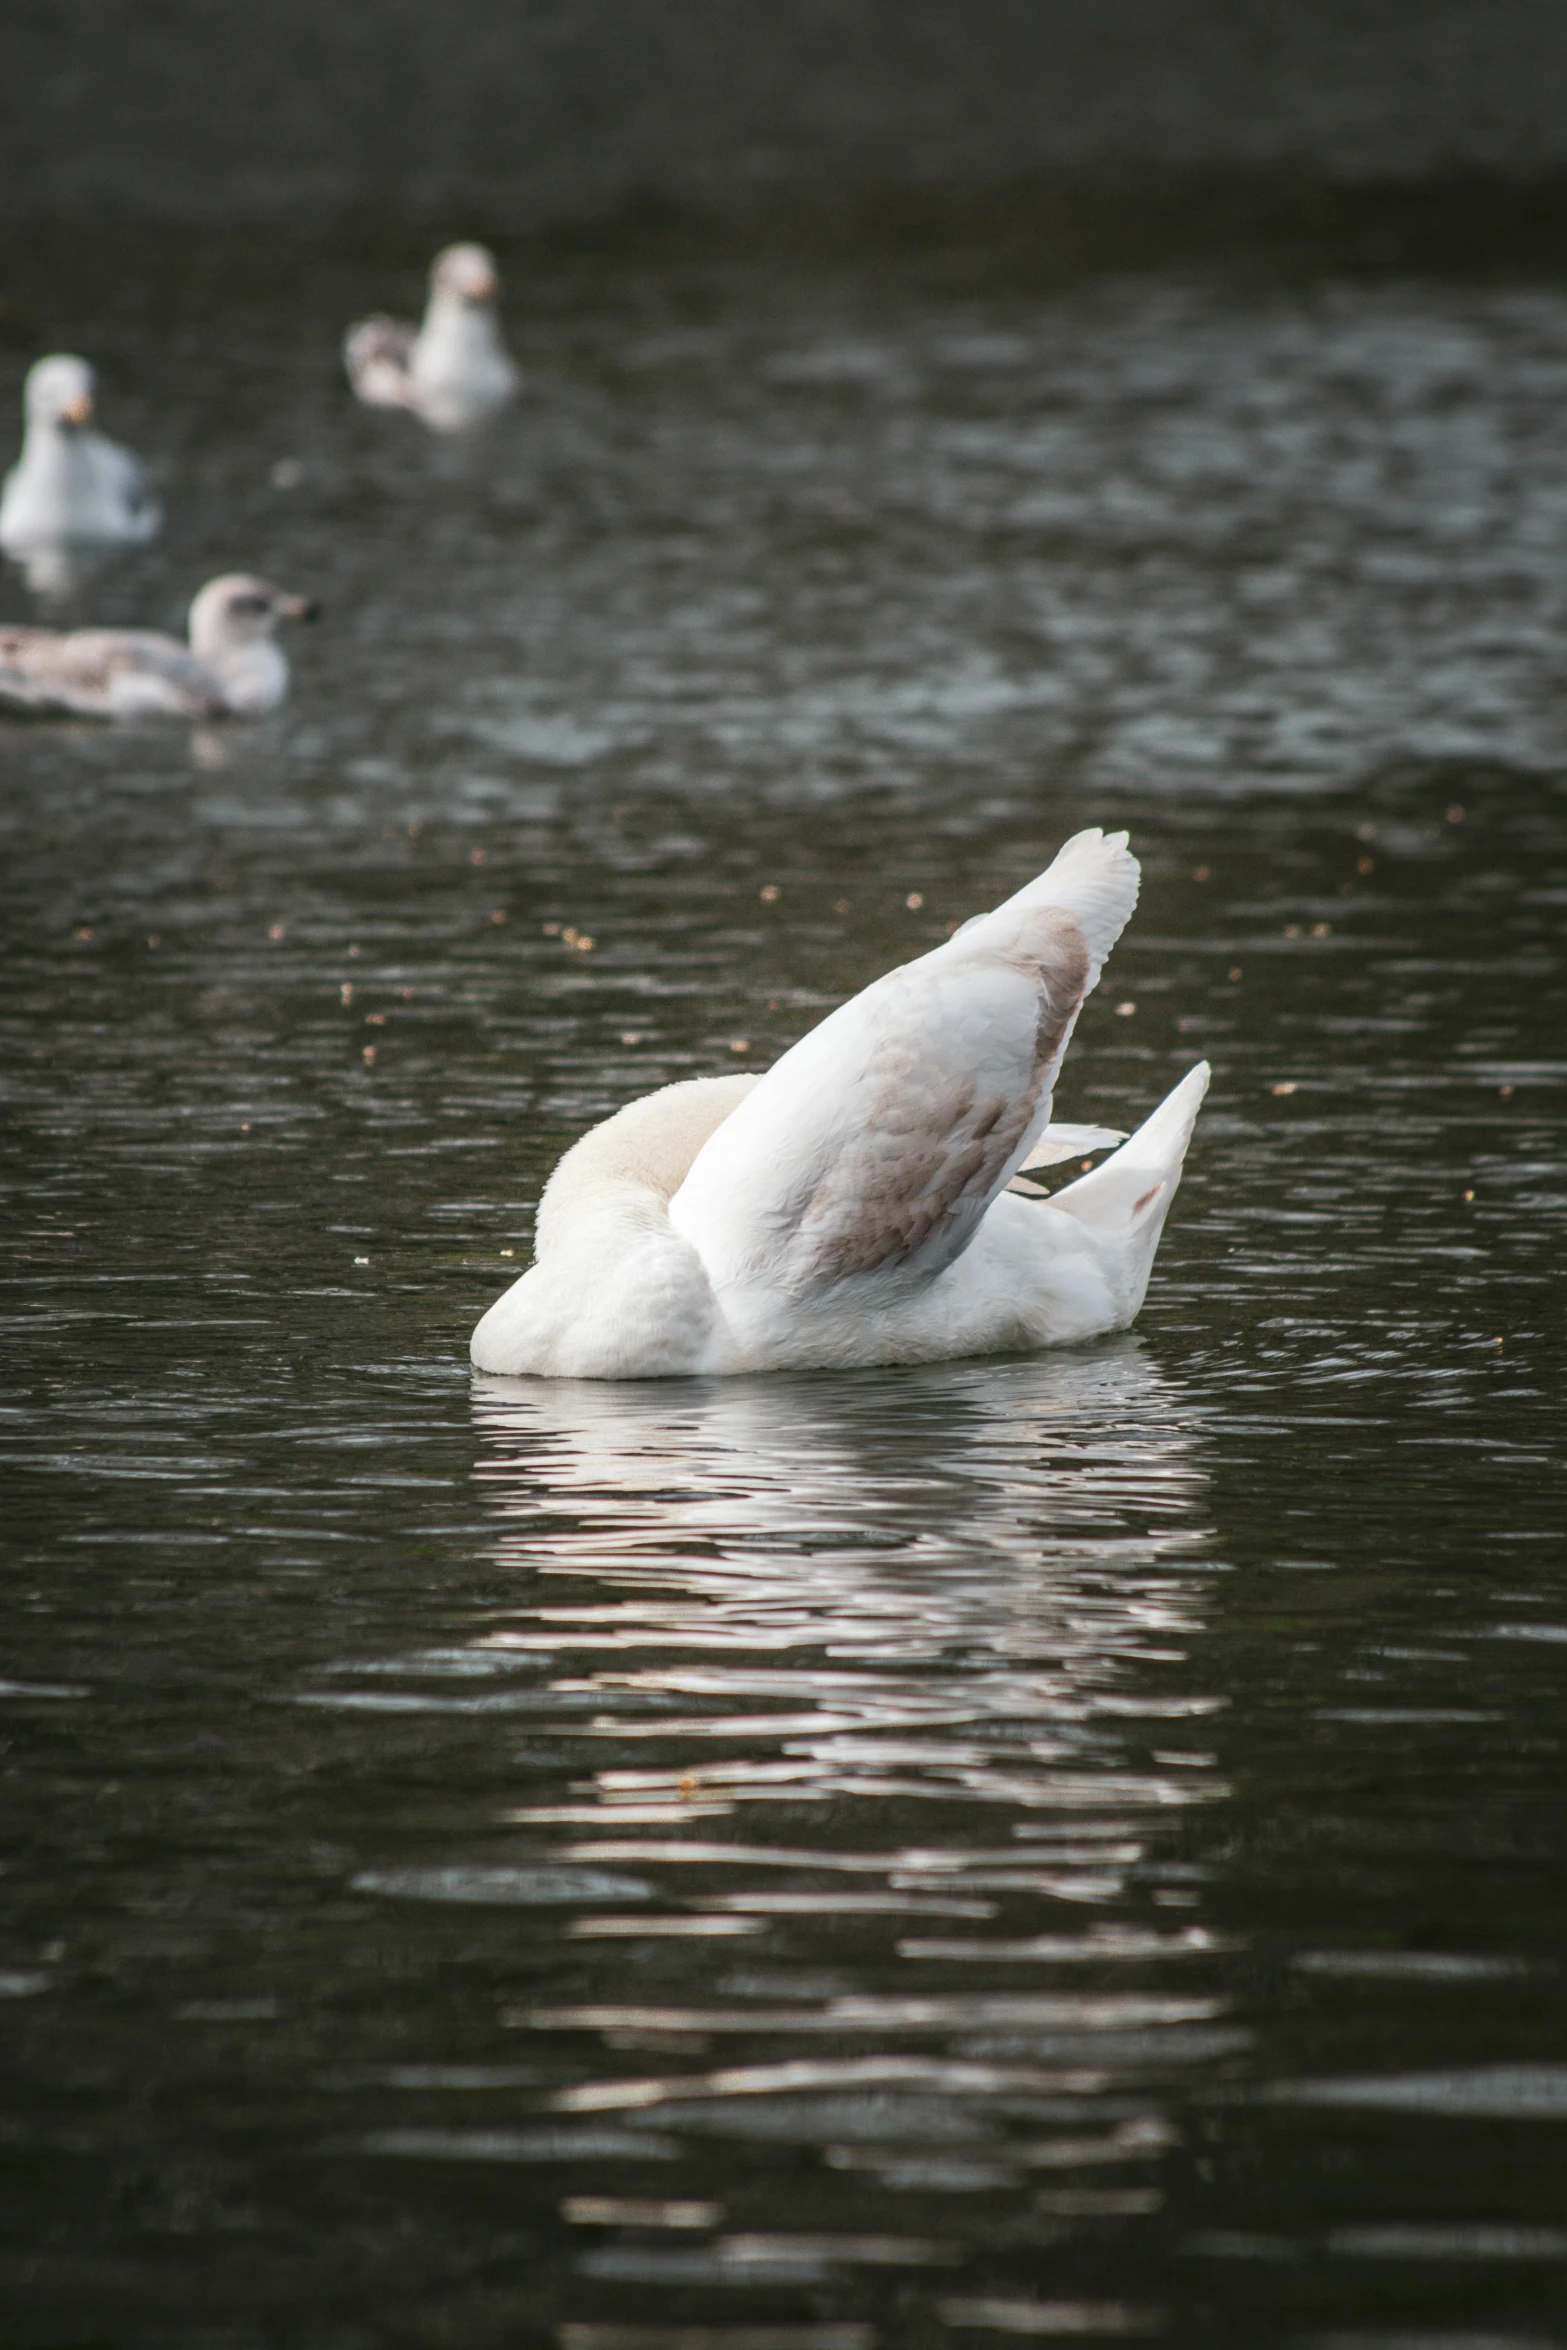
[344,243,519,432]
[0,574,315,720]
[471,829,1209,1379]
[0,355,161,565]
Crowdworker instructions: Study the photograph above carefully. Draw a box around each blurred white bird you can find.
[0,356,161,568]
[471,828,1210,1378]
[0,575,315,719]
[344,244,519,431]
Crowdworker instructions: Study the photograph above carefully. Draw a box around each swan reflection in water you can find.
[468,1336,1216,1685]
[356,1346,1231,2323]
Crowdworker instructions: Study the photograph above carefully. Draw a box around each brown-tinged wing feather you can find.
[669,829,1140,1300]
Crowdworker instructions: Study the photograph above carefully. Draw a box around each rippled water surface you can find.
[3,239,1566,2348]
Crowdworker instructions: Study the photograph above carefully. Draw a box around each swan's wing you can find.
[0,628,220,718]
[344,315,418,407]
[670,828,1139,1297]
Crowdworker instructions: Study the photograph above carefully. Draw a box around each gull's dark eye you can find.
[228,594,268,618]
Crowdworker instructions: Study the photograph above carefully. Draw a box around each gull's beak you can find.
[276,593,319,623]
[60,393,94,427]
[466,269,499,303]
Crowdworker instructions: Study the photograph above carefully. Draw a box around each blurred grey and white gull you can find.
[0,575,315,720]
[344,244,519,432]
[1,356,161,569]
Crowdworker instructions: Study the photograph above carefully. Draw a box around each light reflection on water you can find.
[338,1350,1230,2324]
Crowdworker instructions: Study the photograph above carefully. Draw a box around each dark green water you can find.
[2,241,1565,2348]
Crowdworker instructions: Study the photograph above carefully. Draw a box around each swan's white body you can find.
[0,356,161,559]
[0,574,314,720]
[471,830,1209,1380]
[344,244,518,432]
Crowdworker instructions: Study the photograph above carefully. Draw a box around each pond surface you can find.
[2,236,1565,2349]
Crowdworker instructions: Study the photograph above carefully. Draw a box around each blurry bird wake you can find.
[472,828,1209,1378]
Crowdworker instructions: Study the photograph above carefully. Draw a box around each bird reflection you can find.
[340,1345,1230,2312]
[450,1346,1232,2281]
[471,1336,1208,1584]
[4,535,121,603]
[466,1341,1221,1838]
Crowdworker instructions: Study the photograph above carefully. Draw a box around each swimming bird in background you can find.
[471,829,1209,1378]
[0,355,161,574]
[0,575,316,719]
[344,243,519,431]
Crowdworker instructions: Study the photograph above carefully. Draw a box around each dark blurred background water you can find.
[3,10,1567,2350]
[6,0,1567,234]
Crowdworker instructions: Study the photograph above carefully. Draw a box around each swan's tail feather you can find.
[1048,1061,1208,1322]
[1051,1062,1209,1231]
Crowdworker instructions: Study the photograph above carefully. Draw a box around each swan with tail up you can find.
[471,828,1209,1378]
